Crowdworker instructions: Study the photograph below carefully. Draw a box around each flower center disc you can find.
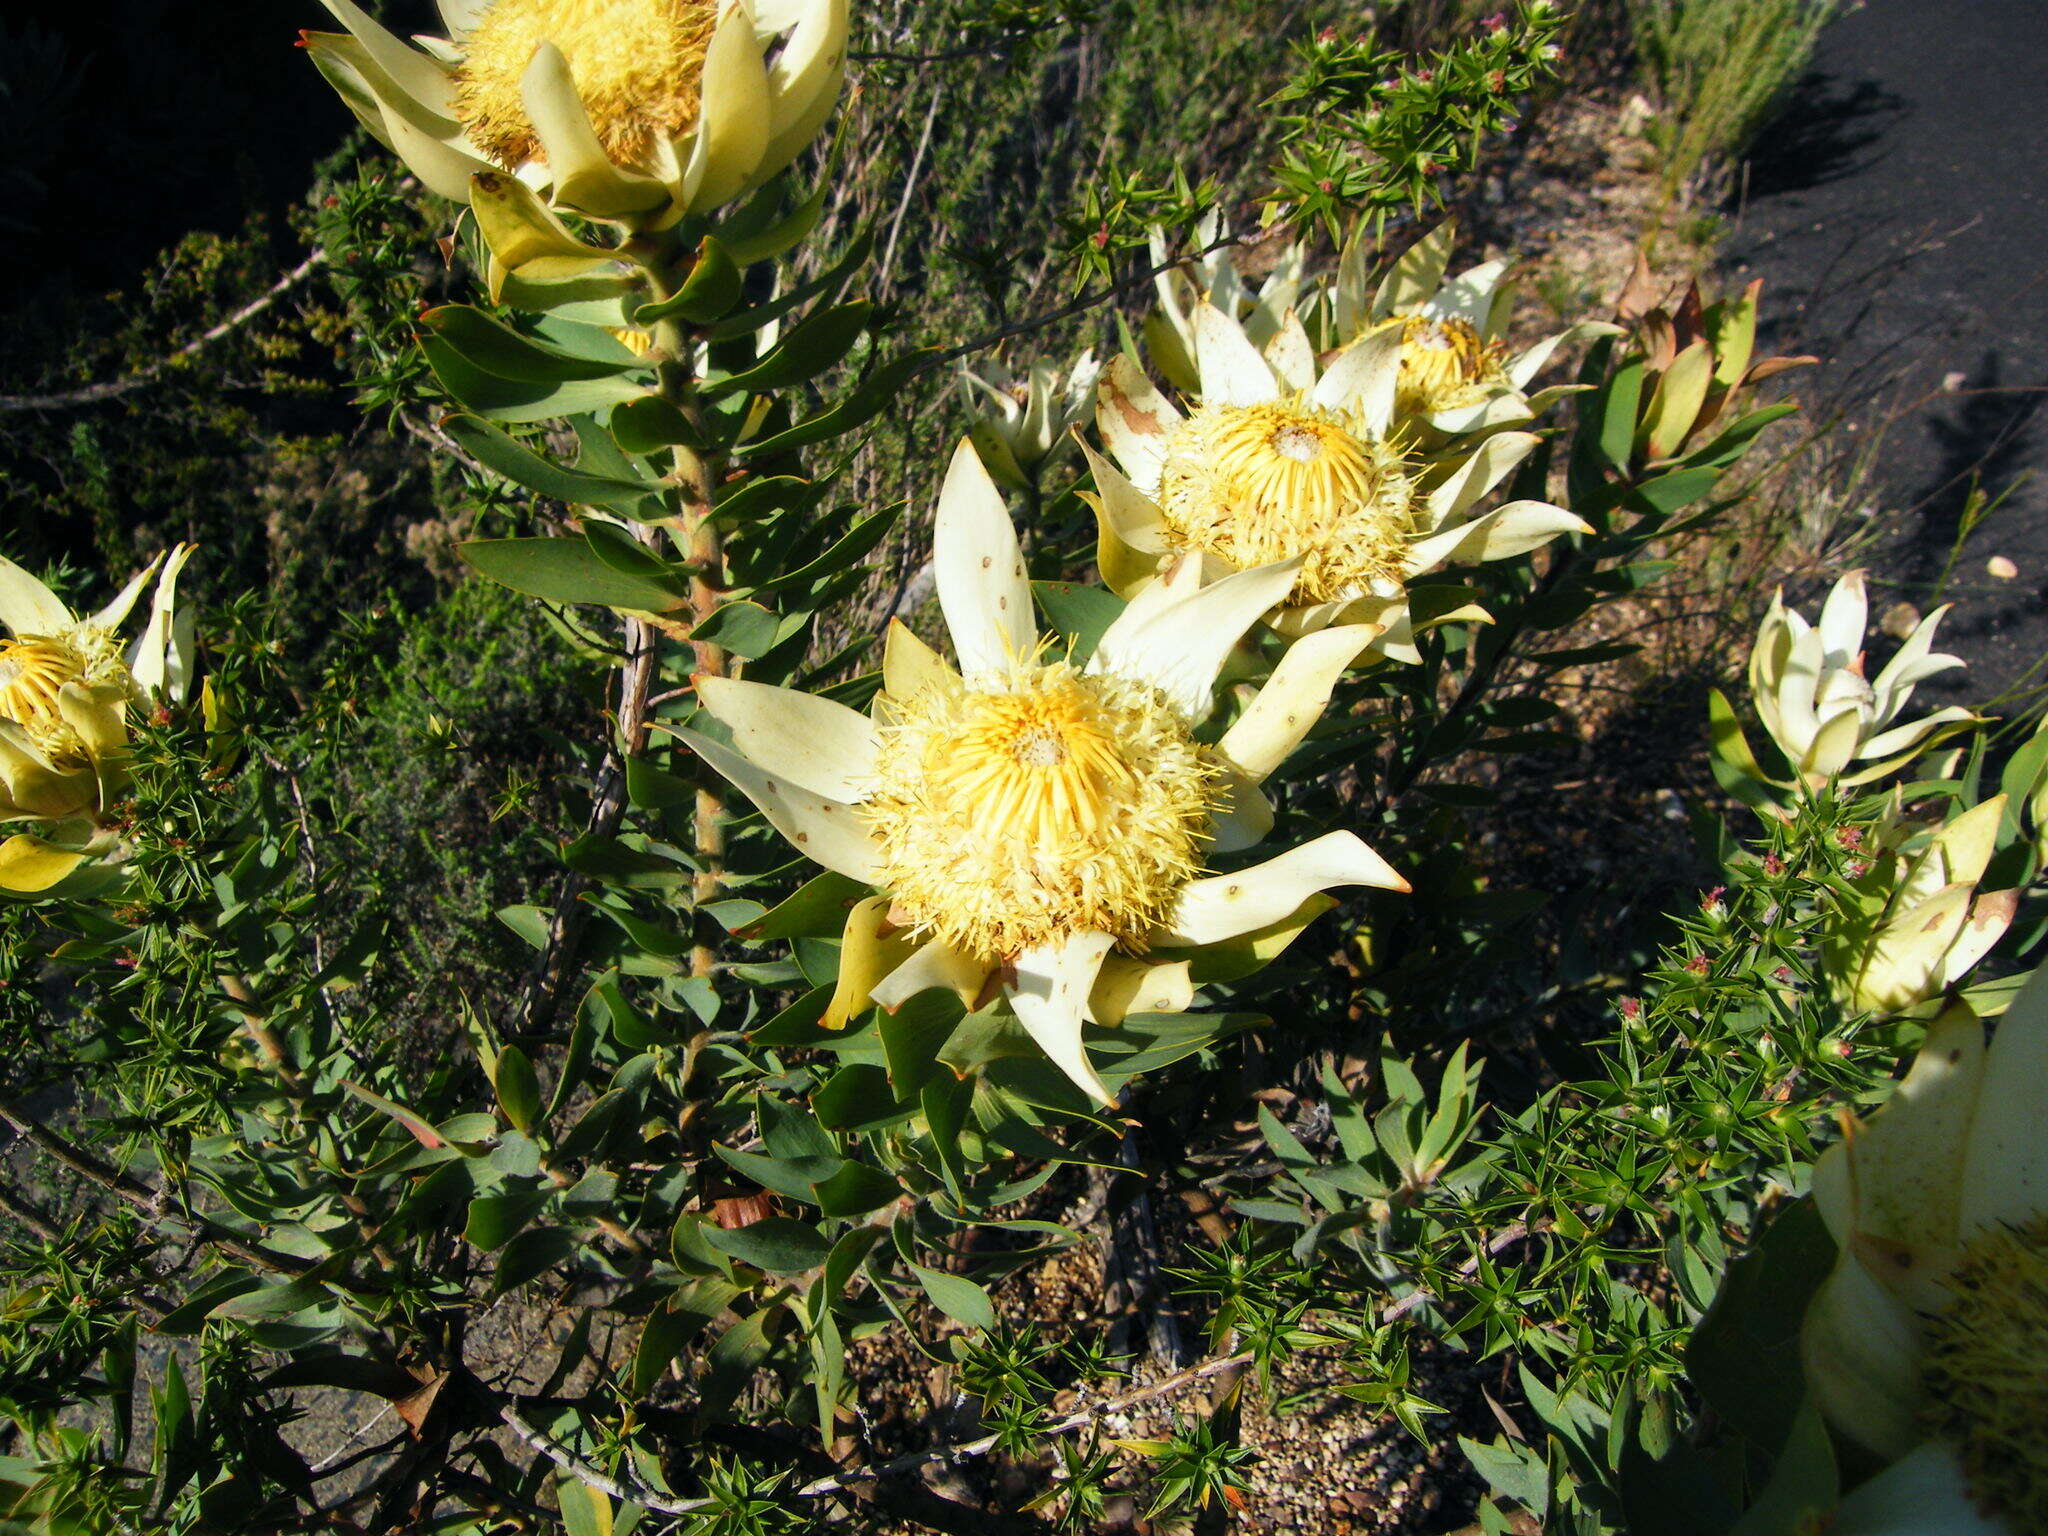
[1155,397,1419,605]
[454,0,722,169]
[0,639,89,764]
[1386,314,1506,417]
[862,663,1216,960]
[1919,1213,2048,1533]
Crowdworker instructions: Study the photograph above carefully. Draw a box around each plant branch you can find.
[0,1095,318,1277]
[0,251,328,414]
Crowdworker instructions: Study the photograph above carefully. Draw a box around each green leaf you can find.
[720,169,832,264]
[1031,580,1123,664]
[343,1079,454,1149]
[733,870,870,941]
[556,1477,614,1536]
[1460,1436,1548,1517]
[211,1278,331,1320]
[698,1307,778,1418]
[690,598,807,659]
[633,234,742,324]
[707,225,875,341]
[759,1095,839,1163]
[1626,466,1722,518]
[702,301,873,401]
[465,1188,554,1252]
[1598,354,1646,472]
[739,349,940,455]
[909,1264,995,1331]
[1687,1197,1835,1453]
[493,1045,542,1134]
[881,990,966,1097]
[421,334,648,423]
[494,1226,580,1294]
[813,1161,902,1218]
[423,305,640,381]
[610,396,709,455]
[813,1063,906,1131]
[631,1278,741,1395]
[458,536,688,613]
[155,1274,264,1335]
[711,473,829,525]
[703,1217,832,1273]
[712,1142,839,1202]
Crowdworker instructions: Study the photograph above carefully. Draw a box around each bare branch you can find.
[0,252,330,415]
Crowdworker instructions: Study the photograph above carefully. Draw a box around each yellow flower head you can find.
[675,440,1408,1105]
[307,0,850,229]
[1917,1213,2048,1533]
[1154,396,1419,605]
[454,0,719,168]
[1378,312,1509,419]
[864,656,1217,960]
[0,640,93,766]
[1090,300,1586,659]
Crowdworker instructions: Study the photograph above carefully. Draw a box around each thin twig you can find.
[915,232,1243,378]
[496,1395,717,1518]
[0,1095,317,1277]
[0,252,329,414]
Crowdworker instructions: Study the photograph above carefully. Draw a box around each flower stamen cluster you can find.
[1919,1214,2048,1533]
[454,0,720,167]
[0,639,91,765]
[1380,313,1507,417]
[863,660,1217,960]
[1155,397,1419,605]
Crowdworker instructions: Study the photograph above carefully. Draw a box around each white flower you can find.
[1089,297,1586,660]
[304,0,848,230]
[1822,797,2015,1019]
[1299,222,1610,437]
[0,546,195,891]
[957,348,1103,491]
[1749,572,1980,791]
[673,440,1408,1105]
[1801,972,2048,1534]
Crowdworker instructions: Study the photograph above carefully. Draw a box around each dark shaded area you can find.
[2,0,369,295]
[1738,72,1902,200]
[1723,0,2048,701]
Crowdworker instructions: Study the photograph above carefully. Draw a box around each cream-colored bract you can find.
[0,547,196,892]
[1089,295,1588,661]
[1821,797,2016,1020]
[1749,572,1980,791]
[673,440,1408,1106]
[304,0,848,230]
[1801,973,2048,1535]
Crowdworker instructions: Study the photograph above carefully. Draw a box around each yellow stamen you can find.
[1378,313,1509,418]
[1919,1213,2048,1533]
[453,0,721,170]
[1155,396,1420,604]
[0,639,89,765]
[861,661,1217,960]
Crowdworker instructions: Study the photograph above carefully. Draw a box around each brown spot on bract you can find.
[1108,377,1167,436]
[1226,884,1241,897]
[764,780,778,793]
[797,833,810,844]
[981,556,993,569]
